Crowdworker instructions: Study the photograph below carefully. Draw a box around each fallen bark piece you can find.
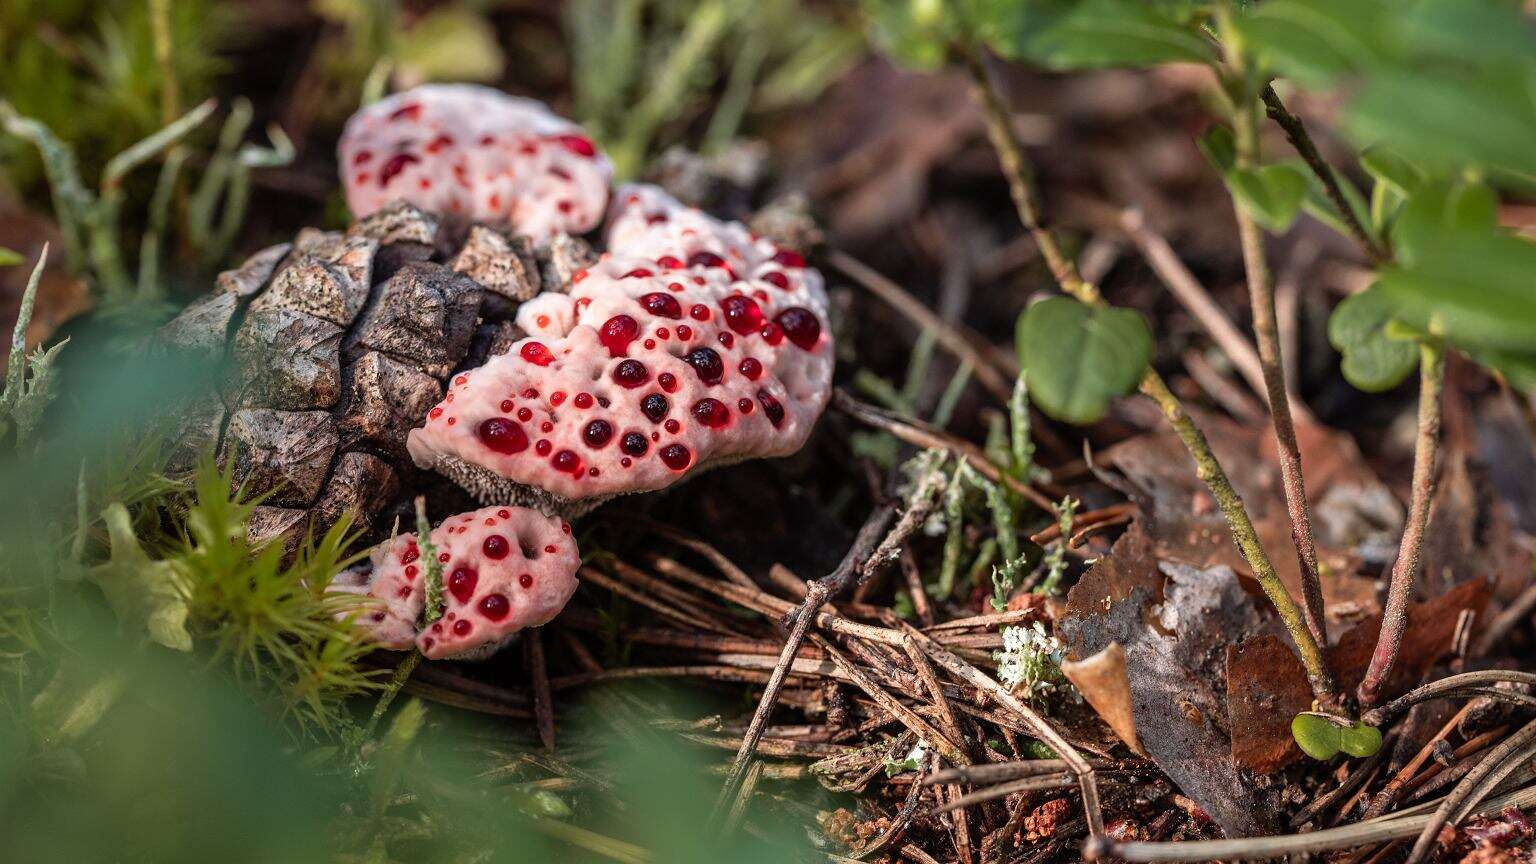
[332,505,580,660]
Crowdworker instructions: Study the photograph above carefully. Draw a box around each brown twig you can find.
[527,629,556,753]
[1404,718,1536,864]
[1359,341,1446,705]
[1259,85,1389,265]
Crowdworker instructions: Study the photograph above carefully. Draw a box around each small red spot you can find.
[738,398,755,414]
[656,327,670,340]
[516,407,533,422]
[550,391,567,407]
[718,332,734,348]
[500,399,515,413]
[400,544,419,564]
[536,439,552,456]
[758,390,785,427]
[540,421,554,433]
[446,417,457,425]
[478,418,529,454]
[643,339,656,349]
[489,193,502,211]
[772,248,806,268]
[622,268,654,279]
[642,293,684,319]
[562,522,571,534]
[574,392,594,409]
[405,565,419,579]
[660,444,693,471]
[521,342,555,366]
[612,359,649,388]
[693,398,730,428]
[397,585,412,599]
[668,281,685,292]
[352,150,373,166]
[426,406,441,420]
[658,372,678,393]
[664,419,681,434]
[452,619,472,636]
[388,103,422,121]
[518,573,534,590]
[646,213,668,225]
[479,134,496,147]
[760,322,785,345]
[690,304,710,321]
[573,269,589,283]
[676,325,693,340]
[761,271,790,289]
[553,134,597,157]
[588,467,600,477]
[687,250,728,271]
[552,449,582,475]
[480,593,510,620]
[497,509,510,518]
[379,152,420,188]
[753,290,769,302]
[599,315,640,357]
[620,457,633,467]
[549,167,572,181]
[739,358,763,379]
[419,178,432,190]
[483,535,510,560]
[544,544,558,554]
[354,172,371,185]
[448,567,478,603]
[422,637,435,651]
[776,307,822,350]
[438,552,451,563]
[523,388,540,399]
[656,255,683,269]
[535,314,551,328]
[425,135,454,154]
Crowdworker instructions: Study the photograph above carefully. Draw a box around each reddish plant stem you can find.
[1359,342,1445,705]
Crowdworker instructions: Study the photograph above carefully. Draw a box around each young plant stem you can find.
[965,46,1337,706]
[1358,341,1444,705]
[1259,86,1390,265]
[1227,55,1330,654]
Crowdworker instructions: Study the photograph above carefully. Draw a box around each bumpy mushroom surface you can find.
[339,84,611,242]
[406,185,833,512]
[331,505,579,660]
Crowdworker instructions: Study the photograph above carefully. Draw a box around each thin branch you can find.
[1225,48,1330,658]
[1359,341,1445,705]
[1404,718,1536,864]
[964,47,1334,704]
[1362,670,1536,727]
[1259,86,1389,265]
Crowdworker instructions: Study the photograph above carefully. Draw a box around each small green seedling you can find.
[1291,711,1383,761]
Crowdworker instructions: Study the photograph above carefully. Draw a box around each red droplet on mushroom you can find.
[574,392,593,409]
[656,327,670,340]
[599,315,640,357]
[552,449,582,475]
[775,307,822,350]
[761,271,790,289]
[771,248,806,268]
[438,552,451,563]
[658,372,678,392]
[429,407,444,420]
[550,391,566,406]
[693,398,731,428]
[479,593,509,620]
[453,619,472,636]
[660,444,693,470]
[353,151,374,166]
[758,390,785,428]
[519,573,534,589]
[483,535,510,559]
[400,544,419,564]
[540,421,554,433]
[612,359,649,388]
[621,268,654,279]
[379,153,420,188]
[685,347,724,384]
[620,432,649,456]
[738,398,755,414]
[641,393,669,423]
[738,358,763,379]
[521,342,555,366]
[720,295,765,334]
[656,255,683,269]
[535,439,552,456]
[687,250,729,271]
[405,565,418,579]
[516,407,533,422]
[477,418,529,454]
[642,293,683,319]
[522,388,539,399]
[759,321,785,345]
[500,399,515,413]
[389,103,422,121]
[553,133,597,157]
[676,325,692,340]
[448,567,478,603]
[583,419,613,448]
[664,419,681,434]
[426,135,454,154]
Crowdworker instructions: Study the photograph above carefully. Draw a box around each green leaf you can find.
[1197,124,1235,174]
[1377,231,1536,359]
[1290,712,1341,760]
[1338,722,1383,758]
[1358,145,1422,197]
[1017,297,1151,424]
[861,0,958,70]
[1328,285,1418,392]
[1235,0,1388,88]
[997,0,1213,70]
[1391,179,1498,266]
[0,248,23,266]
[1225,163,1308,233]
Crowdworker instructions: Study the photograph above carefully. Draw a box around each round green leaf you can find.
[1226,163,1309,233]
[1016,297,1151,425]
[1290,713,1342,760]
[1339,722,1383,758]
[1328,285,1417,392]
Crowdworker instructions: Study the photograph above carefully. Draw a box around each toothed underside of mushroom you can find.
[405,184,833,507]
[330,505,580,659]
[338,84,612,243]
[154,201,596,555]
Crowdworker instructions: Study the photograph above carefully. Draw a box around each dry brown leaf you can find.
[1060,641,1145,757]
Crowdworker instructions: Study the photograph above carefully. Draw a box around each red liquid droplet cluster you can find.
[478,418,529,454]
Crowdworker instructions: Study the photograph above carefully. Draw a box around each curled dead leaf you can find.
[1060,641,1146,757]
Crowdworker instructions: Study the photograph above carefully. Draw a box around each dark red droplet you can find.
[518,573,534,589]
[641,393,669,423]
[438,552,451,563]
[477,418,529,454]
[550,391,566,406]
[553,134,597,157]
[535,439,552,456]
[720,295,766,335]
[521,342,555,366]
[738,398,755,414]
[516,407,533,422]
[658,372,678,392]
[621,268,654,279]
[483,535,509,560]
[599,315,640,357]
[772,248,806,268]
[656,255,683,269]
[400,544,419,565]
[738,358,763,379]
[718,333,734,348]
[353,150,374,166]
[690,304,710,321]
[574,392,594,409]
[664,419,681,434]
[761,271,790,289]
[642,293,683,319]
[621,432,649,456]
[479,593,510,620]
[687,250,728,270]
[378,152,421,188]
[693,398,731,428]
[676,325,693,340]
[660,444,693,470]
[758,390,786,428]
[426,135,454,154]
[500,399,515,413]
[452,619,472,636]
[685,348,724,384]
[553,449,582,474]
[583,419,613,448]
[448,567,478,604]
[775,307,822,350]
[612,359,649,388]
[388,103,423,122]
[522,388,540,399]
[759,321,784,346]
